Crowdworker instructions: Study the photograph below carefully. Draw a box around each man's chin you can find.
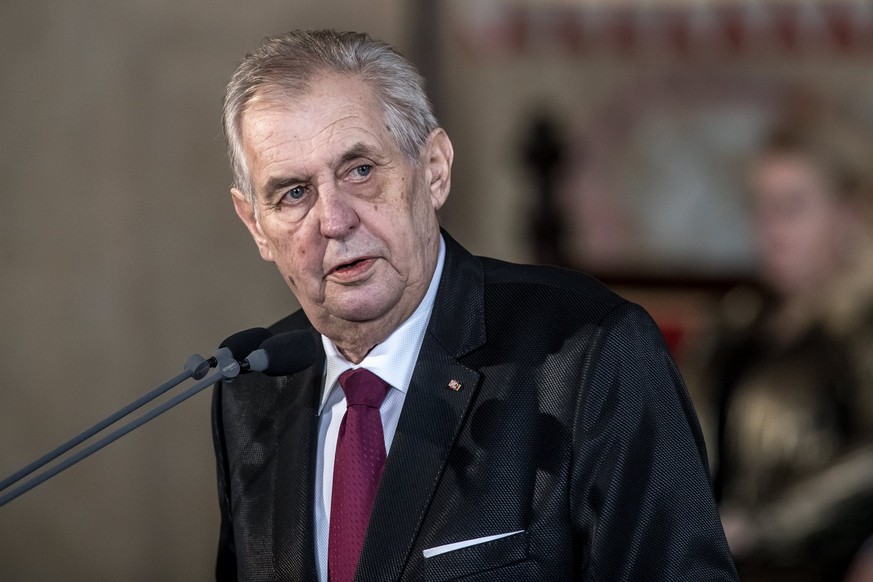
[322,295,398,325]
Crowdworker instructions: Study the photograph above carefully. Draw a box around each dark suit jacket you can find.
[212,232,737,581]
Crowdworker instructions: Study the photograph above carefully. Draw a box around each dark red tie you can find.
[328,368,391,582]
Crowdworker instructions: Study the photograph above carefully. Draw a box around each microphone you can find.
[243,331,319,376]
[214,327,272,366]
[0,327,274,506]
[211,327,273,379]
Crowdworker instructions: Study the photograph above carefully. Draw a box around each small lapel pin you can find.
[448,379,462,392]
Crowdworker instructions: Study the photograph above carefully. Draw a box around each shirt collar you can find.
[318,235,446,414]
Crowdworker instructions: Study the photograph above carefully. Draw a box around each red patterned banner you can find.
[452,0,873,57]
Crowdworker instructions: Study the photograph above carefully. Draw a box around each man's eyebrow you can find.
[264,175,305,195]
[260,143,387,195]
[337,142,385,166]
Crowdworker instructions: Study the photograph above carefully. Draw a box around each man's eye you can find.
[353,165,372,178]
[284,186,306,200]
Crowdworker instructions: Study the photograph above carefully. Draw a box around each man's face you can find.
[232,74,452,356]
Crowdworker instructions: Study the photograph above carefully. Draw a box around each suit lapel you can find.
[272,347,324,582]
[356,234,487,581]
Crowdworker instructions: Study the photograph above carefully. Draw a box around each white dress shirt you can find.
[313,236,446,582]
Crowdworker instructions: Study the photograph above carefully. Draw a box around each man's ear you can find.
[424,128,454,211]
[231,187,274,262]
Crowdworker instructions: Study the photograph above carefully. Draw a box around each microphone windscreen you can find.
[219,327,273,360]
[257,331,318,376]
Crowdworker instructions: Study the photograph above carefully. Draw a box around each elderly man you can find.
[212,30,736,581]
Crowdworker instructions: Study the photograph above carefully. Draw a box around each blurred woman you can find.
[704,113,873,581]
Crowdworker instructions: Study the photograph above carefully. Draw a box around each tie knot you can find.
[338,368,390,408]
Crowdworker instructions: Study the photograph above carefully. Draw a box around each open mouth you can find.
[330,257,374,276]
[336,258,367,271]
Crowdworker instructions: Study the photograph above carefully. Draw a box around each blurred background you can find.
[3,0,873,580]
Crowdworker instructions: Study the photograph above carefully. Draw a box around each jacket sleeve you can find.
[570,302,738,580]
[212,381,238,581]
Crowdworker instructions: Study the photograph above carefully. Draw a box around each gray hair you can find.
[223,30,438,201]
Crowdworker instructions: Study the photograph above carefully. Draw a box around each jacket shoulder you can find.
[478,256,628,323]
[268,308,314,334]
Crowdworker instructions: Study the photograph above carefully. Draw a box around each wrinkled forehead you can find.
[237,79,412,195]
[241,74,397,148]
[247,81,383,141]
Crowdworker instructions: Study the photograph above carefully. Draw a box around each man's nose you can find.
[317,185,360,239]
